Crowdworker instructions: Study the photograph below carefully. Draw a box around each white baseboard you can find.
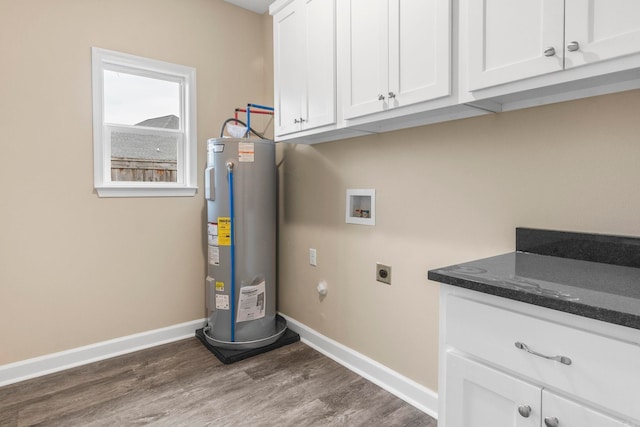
[280,313,439,419]
[1,314,440,420]
[0,318,206,387]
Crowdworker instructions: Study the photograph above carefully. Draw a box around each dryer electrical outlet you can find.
[376,263,391,285]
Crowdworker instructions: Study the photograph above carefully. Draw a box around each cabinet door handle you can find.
[377,94,385,101]
[388,92,396,99]
[544,417,560,427]
[517,405,532,418]
[299,117,306,123]
[294,118,300,124]
[544,47,556,57]
[514,342,572,365]
[567,41,580,52]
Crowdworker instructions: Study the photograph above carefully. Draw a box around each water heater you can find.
[203,137,286,349]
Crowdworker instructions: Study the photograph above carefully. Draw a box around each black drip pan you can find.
[195,322,300,364]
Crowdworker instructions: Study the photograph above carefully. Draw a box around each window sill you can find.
[95,186,198,198]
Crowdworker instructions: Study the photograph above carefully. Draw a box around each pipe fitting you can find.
[317,280,328,296]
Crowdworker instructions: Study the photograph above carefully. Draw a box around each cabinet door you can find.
[542,390,631,427]
[465,0,564,91]
[445,352,541,427]
[565,0,640,69]
[388,0,450,107]
[341,0,389,119]
[302,0,335,131]
[274,2,304,136]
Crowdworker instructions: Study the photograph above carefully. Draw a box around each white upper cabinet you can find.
[341,0,388,120]
[464,0,640,92]
[273,1,304,136]
[390,0,451,107]
[341,0,451,120]
[272,0,640,143]
[466,0,564,91]
[303,0,336,130]
[273,0,335,137]
[564,0,640,69]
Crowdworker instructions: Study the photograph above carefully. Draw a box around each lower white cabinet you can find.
[542,390,630,427]
[446,353,541,427]
[445,353,630,427]
[439,285,640,427]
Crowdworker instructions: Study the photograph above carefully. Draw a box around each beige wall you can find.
[276,89,640,391]
[0,0,271,365]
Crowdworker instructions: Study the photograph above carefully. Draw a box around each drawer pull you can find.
[515,342,572,365]
[544,417,560,427]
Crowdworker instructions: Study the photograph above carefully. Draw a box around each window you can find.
[91,47,197,197]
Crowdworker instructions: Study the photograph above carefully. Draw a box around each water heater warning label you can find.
[208,222,218,235]
[238,142,255,162]
[208,246,219,266]
[218,217,231,246]
[215,294,229,310]
[236,281,266,322]
[208,223,219,246]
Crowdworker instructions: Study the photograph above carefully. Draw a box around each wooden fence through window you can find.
[111,158,177,182]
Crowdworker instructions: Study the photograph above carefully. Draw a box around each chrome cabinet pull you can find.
[294,118,300,124]
[299,117,306,123]
[515,342,572,365]
[377,94,385,101]
[388,91,396,99]
[544,416,560,427]
[567,41,580,52]
[518,405,532,418]
[544,47,556,57]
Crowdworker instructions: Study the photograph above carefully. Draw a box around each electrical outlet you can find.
[309,248,317,266]
[376,263,391,285]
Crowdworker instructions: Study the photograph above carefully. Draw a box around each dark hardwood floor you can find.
[0,338,437,426]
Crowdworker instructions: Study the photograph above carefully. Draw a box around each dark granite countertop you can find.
[428,228,640,330]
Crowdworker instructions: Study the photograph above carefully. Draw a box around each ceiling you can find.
[224,0,274,14]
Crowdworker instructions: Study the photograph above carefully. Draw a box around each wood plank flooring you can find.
[0,338,437,426]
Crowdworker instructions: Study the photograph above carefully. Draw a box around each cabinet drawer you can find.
[446,295,640,422]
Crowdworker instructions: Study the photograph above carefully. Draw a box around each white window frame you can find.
[91,47,197,197]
